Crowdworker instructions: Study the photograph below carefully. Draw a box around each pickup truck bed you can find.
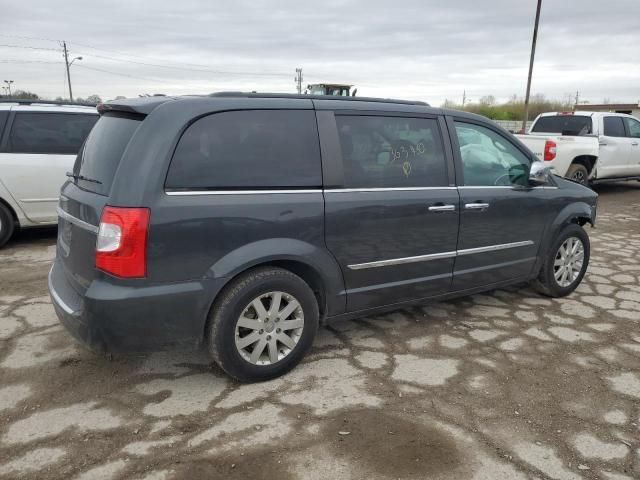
[514,133,599,184]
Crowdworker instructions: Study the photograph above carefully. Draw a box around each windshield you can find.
[531,115,592,135]
[74,113,141,195]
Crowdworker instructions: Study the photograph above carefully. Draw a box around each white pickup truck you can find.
[515,111,640,185]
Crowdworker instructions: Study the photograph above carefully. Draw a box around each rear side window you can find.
[166,110,322,190]
[531,115,592,135]
[335,115,448,188]
[8,112,97,154]
[75,113,141,195]
[603,116,626,137]
[624,117,640,138]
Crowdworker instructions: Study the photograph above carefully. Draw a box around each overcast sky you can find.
[2,0,639,105]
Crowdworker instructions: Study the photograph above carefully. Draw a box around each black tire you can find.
[0,203,16,248]
[566,163,589,186]
[533,223,590,297]
[206,267,319,382]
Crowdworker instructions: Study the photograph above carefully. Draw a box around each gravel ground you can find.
[0,182,639,480]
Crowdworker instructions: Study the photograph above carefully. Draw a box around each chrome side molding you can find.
[348,240,535,270]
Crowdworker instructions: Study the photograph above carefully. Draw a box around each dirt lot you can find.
[1,183,639,480]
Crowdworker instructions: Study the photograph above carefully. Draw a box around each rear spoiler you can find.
[97,96,174,116]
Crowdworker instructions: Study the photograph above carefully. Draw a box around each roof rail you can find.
[0,99,97,107]
[209,91,430,107]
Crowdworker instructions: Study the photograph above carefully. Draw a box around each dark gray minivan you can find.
[49,93,597,381]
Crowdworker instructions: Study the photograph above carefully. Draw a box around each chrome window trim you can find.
[165,189,323,196]
[165,186,557,196]
[458,185,557,190]
[348,240,534,270]
[56,206,99,234]
[48,266,76,315]
[326,187,457,193]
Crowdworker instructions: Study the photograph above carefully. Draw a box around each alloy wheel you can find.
[553,236,585,287]
[234,291,305,365]
[571,170,586,185]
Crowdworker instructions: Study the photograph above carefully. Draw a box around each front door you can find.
[597,116,632,179]
[323,113,459,312]
[449,118,550,290]
[623,116,640,175]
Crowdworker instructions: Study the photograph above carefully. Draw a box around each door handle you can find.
[465,203,490,210]
[632,142,639,146]
[428,204,456,212]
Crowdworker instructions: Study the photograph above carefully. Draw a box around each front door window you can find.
[455,122,531,187]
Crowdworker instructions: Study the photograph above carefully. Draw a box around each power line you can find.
[0,60,61,64]
[67,40,290,75]
[72,64,176,84]
[73,50,290,77]
[0,33,60,43]
[0,41,291,78]
[0,43,61,52]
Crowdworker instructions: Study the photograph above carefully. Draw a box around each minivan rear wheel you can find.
[206,267,319,382]
[533,224,590,297]
[0,203,16,248]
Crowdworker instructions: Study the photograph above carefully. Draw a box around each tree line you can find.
[441,94,577,121]
[0,90,102,105]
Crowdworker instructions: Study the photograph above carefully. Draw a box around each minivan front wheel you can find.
[207,267,319,382]
[0,203,16,248]
[533,224,590,297]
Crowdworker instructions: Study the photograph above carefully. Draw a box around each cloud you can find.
[2,0,639,105]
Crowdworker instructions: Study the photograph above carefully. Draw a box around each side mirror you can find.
[529,161,550,186]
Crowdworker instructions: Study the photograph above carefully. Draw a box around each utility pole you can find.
[295,68,303,94]
[63,41,73,102]
[574,90,580,108]
[522,0,542,132]
[462,90,467,107]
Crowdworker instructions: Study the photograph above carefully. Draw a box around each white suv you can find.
[0,101,97,247]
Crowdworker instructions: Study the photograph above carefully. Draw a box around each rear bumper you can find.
[48,259,216,353]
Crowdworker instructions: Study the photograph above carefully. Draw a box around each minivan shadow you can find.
[8,225,58,247]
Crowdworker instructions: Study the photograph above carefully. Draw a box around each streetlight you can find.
[62,39,82,101]
[65,55,82,101]
[3,80,14,97]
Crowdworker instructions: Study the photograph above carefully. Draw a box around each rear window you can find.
[75,113,141,195]
[165,110,321,190]
[531,115,592,135]
[8,112,97,154]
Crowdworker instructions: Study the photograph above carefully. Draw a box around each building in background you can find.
[575,103,640,117]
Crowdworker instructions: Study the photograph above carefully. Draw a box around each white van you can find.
[0,100,97,247]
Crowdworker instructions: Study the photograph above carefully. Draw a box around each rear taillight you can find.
[96,207,150,278]
[543,140,557,161]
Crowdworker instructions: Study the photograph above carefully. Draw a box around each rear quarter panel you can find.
[147,191,345,316]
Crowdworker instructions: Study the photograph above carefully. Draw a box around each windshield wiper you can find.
[66,172,102,185]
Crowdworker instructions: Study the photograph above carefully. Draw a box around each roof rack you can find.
[0,99,97,107]
[209,92,430,107]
